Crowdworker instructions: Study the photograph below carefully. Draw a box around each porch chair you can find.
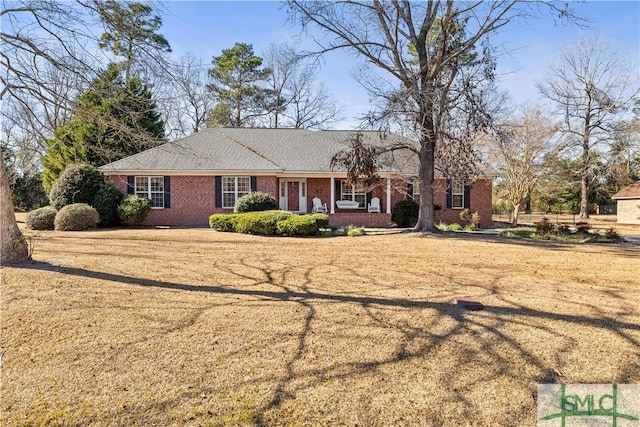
[312,197,328,213]
[368,197,381,213]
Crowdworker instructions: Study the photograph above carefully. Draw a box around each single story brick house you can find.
[612,181,640,224]
[98,128,494,228]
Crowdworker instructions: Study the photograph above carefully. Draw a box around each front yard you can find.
[1,225,639,425]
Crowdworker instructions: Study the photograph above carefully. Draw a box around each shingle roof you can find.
[612,181,640,199]
[98,128,419,175]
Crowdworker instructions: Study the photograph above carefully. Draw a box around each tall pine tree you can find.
[42,63,165,190]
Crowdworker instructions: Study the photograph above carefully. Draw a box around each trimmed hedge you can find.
[54,203,100,231]
[209,211,330,236]
[49,164,104,210]
[209,213,240,232]
[93,182,124,227]
[118,195,152,226]
[234,210,292,235]
[276,215,319,236]
[234,191,278,213]
[391,199,419,227]
[26,206,58,230]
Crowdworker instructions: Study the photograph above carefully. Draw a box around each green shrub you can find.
[54,203,99,231]
[446,223,463,231]
[49,164,104,210]
[556,223,571,234]
[234,210,292,235]
[118,195,152,226]
[209,214,240,232]
[234,191,278,213]
[92,182,123,227]
[25,206,58,230]
[276,215,319,236]
[392,199,419,227]
[347,226,365,236]
[308,213,330,229]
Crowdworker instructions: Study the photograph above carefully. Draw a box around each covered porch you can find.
[277,176,395,215]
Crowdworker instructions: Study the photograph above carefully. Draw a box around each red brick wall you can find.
[109,175,215,226]
[329,213,393,228]
[433,178,493,228]
[107,175,493,228]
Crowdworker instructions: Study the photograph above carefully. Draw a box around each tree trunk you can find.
[414,131,436,232]
[1,154,29,265]
[580,130,590,219]
[511,203,521,226]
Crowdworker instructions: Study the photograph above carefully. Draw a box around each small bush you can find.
[575,221,591,233]
[209,214,240,232]
[392,199,419,227]
[604,227,619,241]
[534,217,554,235]
[276,215,319,236]
[54,203,99,231]
[459,209,481,230]
[308,213,330,229]
[234,192,278,213]
[347,226,365,236]
[93,182,124,227]
[446,223,463,231]
[118,195,152,226]
[26,206,58,230]
[234,210,292,235]
[556,223,571,235]
[49,164,104,210]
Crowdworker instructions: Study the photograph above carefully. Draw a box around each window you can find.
[135,176,164,208]
[412,181,420,204]
[452,180,464,209]
[222,176,251,208]
[341,181,366,207]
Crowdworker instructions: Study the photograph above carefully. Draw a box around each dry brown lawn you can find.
[1,221,639,426]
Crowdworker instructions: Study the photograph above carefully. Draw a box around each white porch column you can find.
[330,177,335,214]
[386,177,392,214]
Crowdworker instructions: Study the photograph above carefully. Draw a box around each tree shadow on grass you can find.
[9,260,640,424]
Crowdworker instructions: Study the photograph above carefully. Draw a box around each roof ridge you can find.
[218,129,283,170]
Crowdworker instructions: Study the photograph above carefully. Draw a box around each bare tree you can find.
[159,54,214,139]
[538,35,639,218]
[287,1,580,231]
[490,106,563,225]
[263,43,343,129]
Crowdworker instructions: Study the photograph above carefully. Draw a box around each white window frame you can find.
[341,181,366,208]
[222,176,251,209]
[412,181,420,204]
[135,176,164,209]
[452,180,464,209]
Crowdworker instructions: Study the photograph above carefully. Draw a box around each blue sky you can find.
[161,1,640,128]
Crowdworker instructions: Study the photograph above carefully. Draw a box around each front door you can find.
[287,181,299,211]
[279,179,308,212]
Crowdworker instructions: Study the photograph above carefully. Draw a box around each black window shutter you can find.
[250,176,257,192]
[366,191,372,207]
[163,176,171,208]
[407,182,414,201]
[446,179,452,209]
[464,184,471,209]
[215,176,222,208]
[127,176,135,194]
[335,180,342,200]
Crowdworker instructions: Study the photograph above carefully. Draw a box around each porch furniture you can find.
[368,197,381,213]
[312,197,328,213]
[336,200,360,209]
